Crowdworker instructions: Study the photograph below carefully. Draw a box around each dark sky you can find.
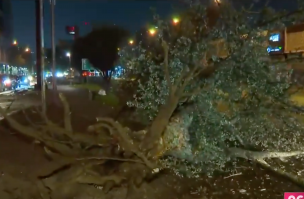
[12,0,182,52]
[11,0,297,53]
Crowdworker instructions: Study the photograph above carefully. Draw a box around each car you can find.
[17,75,30,87]
[8,75,19,89]
[0,75,14,91]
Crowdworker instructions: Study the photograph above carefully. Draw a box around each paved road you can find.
[0,86,39,120]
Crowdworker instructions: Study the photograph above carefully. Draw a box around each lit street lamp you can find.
[173,17,180,24]
[25,48,30,52]
[149,28,156,36]
[129,40,134,45]
[66,52,71,66]
[13,40,17,45]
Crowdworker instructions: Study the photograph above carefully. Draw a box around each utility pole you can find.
[50,0,56,91]
[35,0,46,114]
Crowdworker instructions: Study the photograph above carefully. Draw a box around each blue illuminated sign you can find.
[267,46,282,53]
[269,33,280,42]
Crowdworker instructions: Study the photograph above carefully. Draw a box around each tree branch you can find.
[162,40,172,95]
[227,147,304,160]
[94,117,156,169]
[59,93,73,133]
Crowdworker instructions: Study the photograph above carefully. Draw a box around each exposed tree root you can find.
[1,92,303,197]
[227,147,304,160]
[0,93,159,195]
[226,148,304,188]
[256,159,304,188]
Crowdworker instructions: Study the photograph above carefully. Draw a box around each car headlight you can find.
[4,79,11,84]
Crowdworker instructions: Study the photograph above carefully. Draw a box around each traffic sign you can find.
[82,59,95,70]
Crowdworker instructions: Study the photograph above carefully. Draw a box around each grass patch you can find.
[95,93,119,107]
[72,83,120,107]
[73,83,102,92]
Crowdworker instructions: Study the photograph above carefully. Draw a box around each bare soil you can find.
[0,86,302,199]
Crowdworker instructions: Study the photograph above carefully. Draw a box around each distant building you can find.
[0,0,13,63]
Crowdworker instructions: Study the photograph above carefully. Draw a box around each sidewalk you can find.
[45,85,115,131]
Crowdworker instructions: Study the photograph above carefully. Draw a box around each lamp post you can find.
[50,0,56,91]
[66,52,71,66]
[35,0,46,114]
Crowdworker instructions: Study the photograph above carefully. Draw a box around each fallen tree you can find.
[2,1,304,198]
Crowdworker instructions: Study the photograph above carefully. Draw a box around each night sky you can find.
[11,0,297,53]
[12,0,183,53]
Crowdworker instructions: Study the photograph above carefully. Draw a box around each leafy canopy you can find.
[71,25,129,75]
[121,1,304,175]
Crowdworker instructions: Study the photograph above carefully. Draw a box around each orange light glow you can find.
[173,18,179,24]
[149,28,156,35]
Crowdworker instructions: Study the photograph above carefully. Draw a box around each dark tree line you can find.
[44,47,71,71]
[71,25,129,88]
[7,45,32,67]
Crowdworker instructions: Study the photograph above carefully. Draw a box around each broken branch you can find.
[162,40,173,95]
[59,93,73,133]
[227,147,304,160]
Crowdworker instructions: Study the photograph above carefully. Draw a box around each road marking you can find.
[0,91,14,95]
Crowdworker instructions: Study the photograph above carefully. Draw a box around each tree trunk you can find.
[140,96,180,154]
[103,77,111,93]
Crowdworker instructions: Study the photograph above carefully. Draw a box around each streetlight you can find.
[129,40,133,45]
[172,17,180,24]
[13,40,17,45]
[149,28,156,36]
[50,0,57,92]
[25,48,30,52]
[66,52,71,67]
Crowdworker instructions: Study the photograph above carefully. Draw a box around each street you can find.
[0,85,39,120]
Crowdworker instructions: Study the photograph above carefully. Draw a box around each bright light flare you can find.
[13,40,17,45]
[25,48,29,52]
[173,18,180,24]
[129,40,134,44]
[28,76,33,81]
[66,52,71,57]
[56,72,63,77]
[149,28,156,35]
[4,79,11,85]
